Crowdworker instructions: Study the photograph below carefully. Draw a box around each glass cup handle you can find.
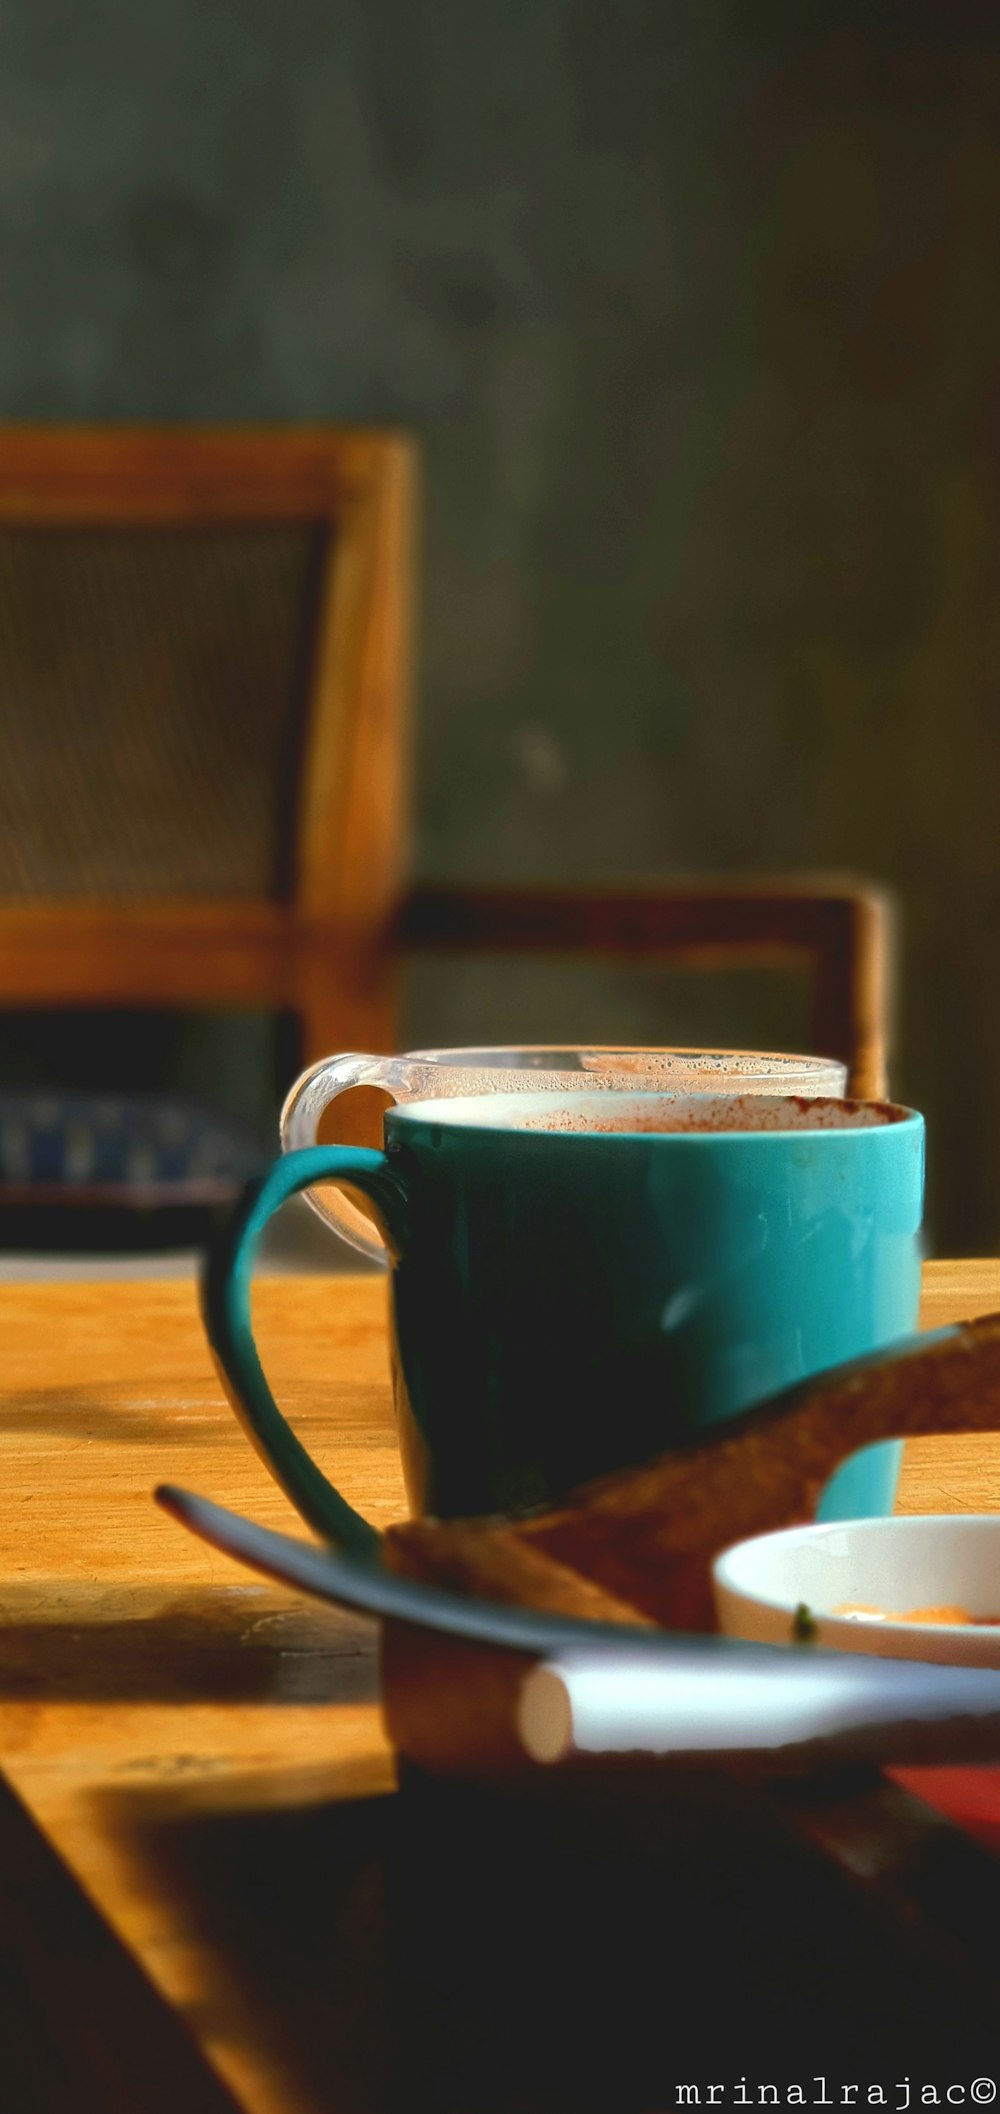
[280,1053,421,1262]
[203,1146,411,1556]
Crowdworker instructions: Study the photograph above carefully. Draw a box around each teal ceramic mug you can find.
[203,1090,924,1559]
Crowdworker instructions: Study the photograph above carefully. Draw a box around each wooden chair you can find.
[0,425,889,1189]
[0,425,415,1068]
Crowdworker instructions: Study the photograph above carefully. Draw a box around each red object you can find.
[890,1766,1000,1851]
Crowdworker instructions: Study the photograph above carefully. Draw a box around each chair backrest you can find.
[0,427,415,1058]
[401,878,892,1100]
[0,434,886,1101]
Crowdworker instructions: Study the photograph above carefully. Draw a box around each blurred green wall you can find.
[1,0,997,1248]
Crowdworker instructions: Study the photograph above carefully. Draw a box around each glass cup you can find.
[280,1044,848,1260]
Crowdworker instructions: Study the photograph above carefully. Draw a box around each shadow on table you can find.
[0,1382,226,1444]
[0,1196,380,1279]
[0,1774,243,2114]
[92,1766,1000,2112]
[0,1376,394,1447]
[0,1586,381,1703]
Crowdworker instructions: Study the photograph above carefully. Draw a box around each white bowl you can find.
[712,1515,1000,1667]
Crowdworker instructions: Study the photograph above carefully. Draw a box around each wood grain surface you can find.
[0,1262,998,2112]
[0,1276,401,2114]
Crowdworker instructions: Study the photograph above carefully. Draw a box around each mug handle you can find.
[280,1052,429,1263]
[201,1147,410,1560]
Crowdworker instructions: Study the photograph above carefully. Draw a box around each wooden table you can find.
[4,1263,1000,2111]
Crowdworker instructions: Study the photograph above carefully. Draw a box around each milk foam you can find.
[518,1094,904,1135]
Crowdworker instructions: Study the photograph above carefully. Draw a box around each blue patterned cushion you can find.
[0,1091,266,1203]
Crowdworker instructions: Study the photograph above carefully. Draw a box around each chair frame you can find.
[0,427,889,1100]
[0,425,415,1061]
[402,878,892,1100]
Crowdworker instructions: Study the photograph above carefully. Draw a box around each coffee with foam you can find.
[513,1094,905,1136]
[215,1080,925,1530]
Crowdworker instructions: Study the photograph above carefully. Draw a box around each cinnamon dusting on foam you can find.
[519,1094,906,1136]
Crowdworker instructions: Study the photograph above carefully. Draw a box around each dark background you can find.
[2,0,998,1251]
